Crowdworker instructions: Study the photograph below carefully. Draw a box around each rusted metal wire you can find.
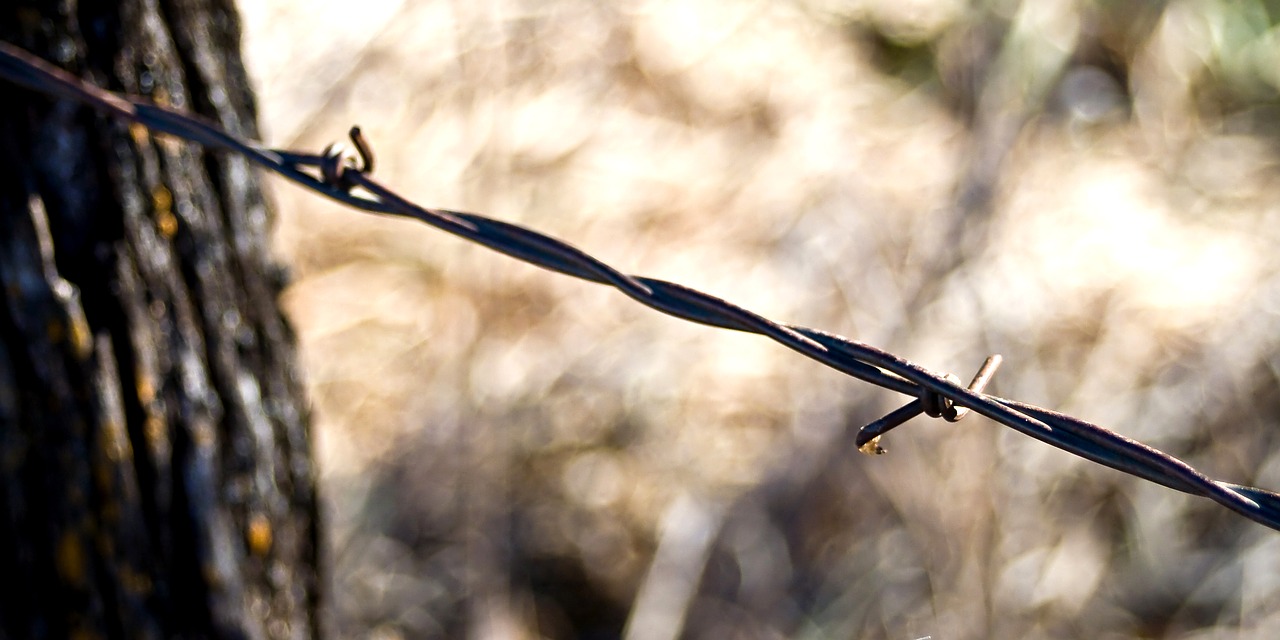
[4,41,1279,531]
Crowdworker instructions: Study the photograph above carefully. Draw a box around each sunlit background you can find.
[236,1,1280,637]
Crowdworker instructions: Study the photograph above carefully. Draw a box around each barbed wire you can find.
[4,40,1279,532]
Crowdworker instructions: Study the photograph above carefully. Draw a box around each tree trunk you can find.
[0,1,319,638]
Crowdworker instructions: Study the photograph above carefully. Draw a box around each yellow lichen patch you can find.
[56,532,87,587]
[99,416,133,469]
[144,414,168,453]
[129,122,149,146]
[46,314,92,360]
[156,210,178,238]
[136,373,156,404]
[247,513,273,557]
[66,309,92,360]
[156,133,183,154]
[151,185,178,239]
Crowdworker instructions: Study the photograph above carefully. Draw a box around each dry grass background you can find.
[236,1,1280,638]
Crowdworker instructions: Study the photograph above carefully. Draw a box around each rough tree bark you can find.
[0,1,319,638]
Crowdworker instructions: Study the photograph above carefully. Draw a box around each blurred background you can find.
[235,0,1280,637]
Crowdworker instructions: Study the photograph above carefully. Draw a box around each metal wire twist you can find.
[4,41,1279,531]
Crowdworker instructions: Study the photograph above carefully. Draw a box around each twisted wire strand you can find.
[4,41,1278,531]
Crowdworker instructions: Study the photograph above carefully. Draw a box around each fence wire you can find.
[4,41,1279,532]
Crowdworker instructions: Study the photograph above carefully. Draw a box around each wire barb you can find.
[4,41,1280,532]
[319,126,376,191]
[945,354,1003,421]
[856,354,1003,454]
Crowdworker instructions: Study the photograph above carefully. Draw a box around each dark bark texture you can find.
[0,1,319,638]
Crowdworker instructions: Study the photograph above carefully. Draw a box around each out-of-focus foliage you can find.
[238,0,1280,637]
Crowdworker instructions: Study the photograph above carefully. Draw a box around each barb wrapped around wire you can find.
[857,355,1004,455]
[4,41,1280,532]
